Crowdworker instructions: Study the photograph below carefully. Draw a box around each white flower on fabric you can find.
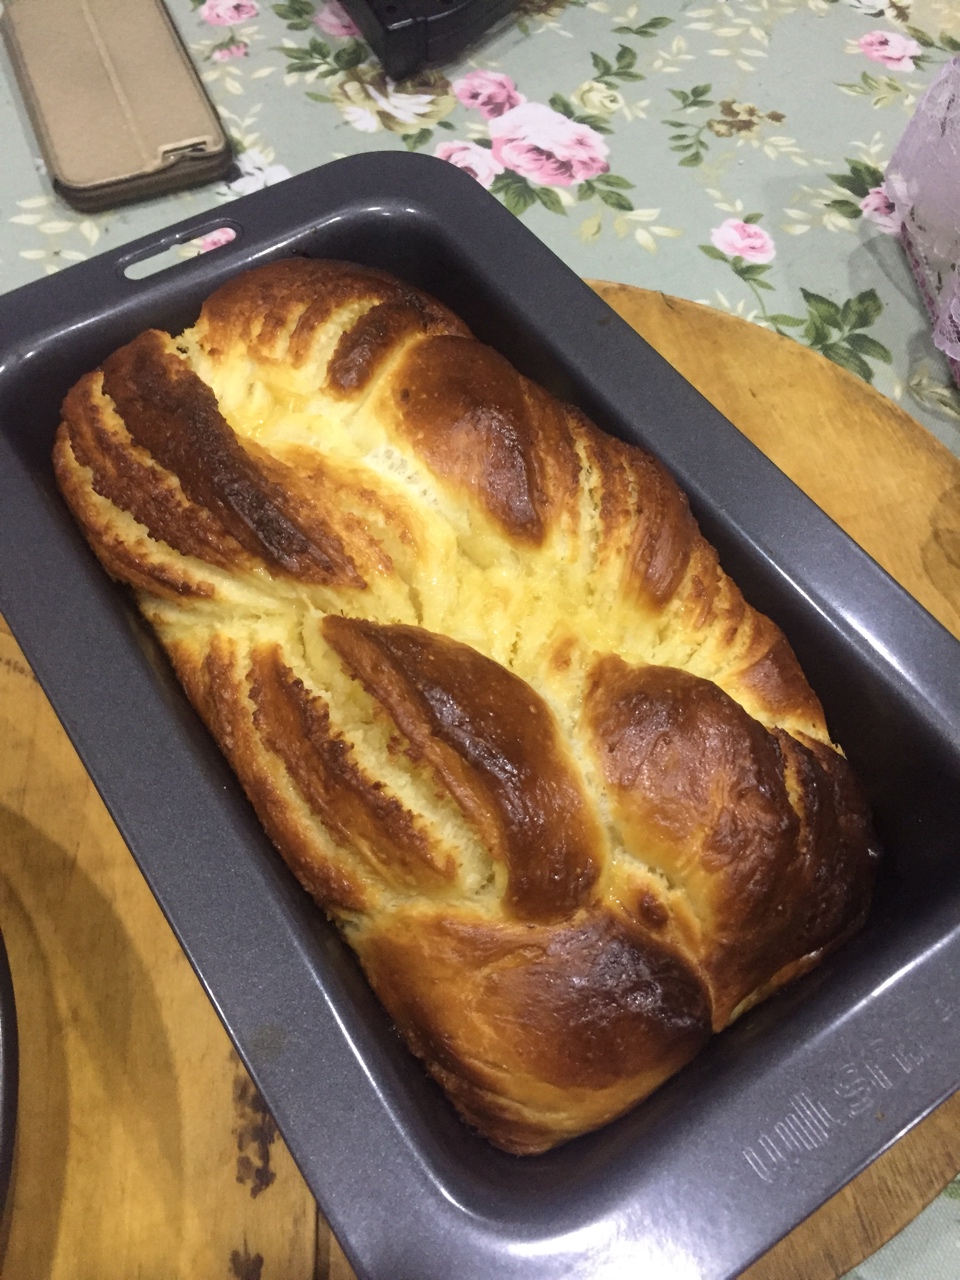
[571,80,625,117]
[366,83,440,128]
[330,69,455,134]
[337,88,382,132]
[228,149,291,194]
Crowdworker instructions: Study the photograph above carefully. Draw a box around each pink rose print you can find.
[710,218,776,263]
[859,186,900,234]
[211,41,249,60]
[314,0,360,38]
[488,102,609,187]
[435,140,505,189]
[452,70,525,120]
[199,0,258,25]
[857,30,923,71]
[197,227,237,253]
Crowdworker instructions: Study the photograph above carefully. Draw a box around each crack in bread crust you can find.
[52,257,880,1155]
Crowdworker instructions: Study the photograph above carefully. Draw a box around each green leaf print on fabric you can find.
[334,38,366,68]
[534,185,567,214]
[837,70,913,107]
[902,25,960,54]
[402,128,432,151]
[578,171,635,208]
[593,187,633,210]
[701,217,892,384]
[590,45,645,85]
[577,173,635,210]
[669,85,714,109]
[274,36,366,75]
[489,172,540,216]
[613,15,672,38]
[663,85,715,167]
[798,287,892,382]
[272,0,316,29]
[830,162,881,196]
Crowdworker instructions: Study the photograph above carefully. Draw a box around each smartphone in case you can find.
[2,0,232,212]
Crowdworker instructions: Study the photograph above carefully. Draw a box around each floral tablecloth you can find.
[2,0,960,1273]
[3,0,960,459]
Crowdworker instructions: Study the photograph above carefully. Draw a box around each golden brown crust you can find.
[583,657,874,1027]
[51,256,879,1154]
[248,643,455,892]
[323,616,602,923]
[390,336,582,543]
[167,634,372,913]
[585,656,797,1024]
[194,256,469,372]
[353,906,712,1154]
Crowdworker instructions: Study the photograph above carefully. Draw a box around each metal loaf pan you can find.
[1,153,959,1280]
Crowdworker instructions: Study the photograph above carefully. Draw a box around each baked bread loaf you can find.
[52,257,878,1154]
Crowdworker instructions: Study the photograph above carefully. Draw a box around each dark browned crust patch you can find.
[328,296,456,393]
[52,427,217,600]
[323,616,601,923]
[739,624,827,726]
[58,372,254,573]
[779,729,880,951]
[100,330,362,585]
[622,440,699,609]
[354,907,712,1153]
[585,656,877,1023]
[392,336,583,543]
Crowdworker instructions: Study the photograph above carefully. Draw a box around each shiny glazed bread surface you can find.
[52,258,879,1154]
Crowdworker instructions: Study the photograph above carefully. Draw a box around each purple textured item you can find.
[887,54,960,388]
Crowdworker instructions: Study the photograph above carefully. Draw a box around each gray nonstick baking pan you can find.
[1,152,959,1279]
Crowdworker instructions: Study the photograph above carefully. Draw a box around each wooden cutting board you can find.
[0,283,958,1280]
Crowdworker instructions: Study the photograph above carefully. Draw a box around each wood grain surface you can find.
[0,283,957,1279]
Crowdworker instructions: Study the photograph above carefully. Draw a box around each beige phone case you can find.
[2,0,232,211]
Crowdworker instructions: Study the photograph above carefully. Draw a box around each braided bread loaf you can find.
[53,257,878,1154]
